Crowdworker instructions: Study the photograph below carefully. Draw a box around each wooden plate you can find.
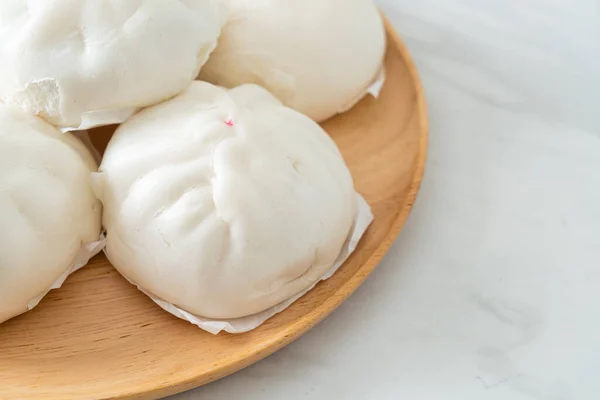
[0,18,427,400]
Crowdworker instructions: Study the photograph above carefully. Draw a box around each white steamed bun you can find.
[0,104,102,323]
[0,0,225,130]
[95,81,356,319]
[199,0,386,122]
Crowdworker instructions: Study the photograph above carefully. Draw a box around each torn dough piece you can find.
[95,82,356,319]
[199,0,386,122]
[0,104,102,323]
[0,0,225,130]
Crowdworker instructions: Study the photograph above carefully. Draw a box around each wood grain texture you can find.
[0,19,427,400]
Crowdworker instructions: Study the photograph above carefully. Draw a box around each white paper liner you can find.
[59,108,137,133]
[367,66,386,98]
[337,66,386,115]
[127,193,373,335]
[26,236,106,311]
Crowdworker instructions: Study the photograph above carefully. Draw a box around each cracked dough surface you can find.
[0,0,224,129]
[96,82,356,319]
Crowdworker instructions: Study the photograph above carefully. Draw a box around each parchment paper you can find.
[337,66,387,114]
[367,66,386,98]
[26,236,106,311]
[59,108,137,133]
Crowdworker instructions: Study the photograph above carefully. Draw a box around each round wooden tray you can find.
[0,18,427,400]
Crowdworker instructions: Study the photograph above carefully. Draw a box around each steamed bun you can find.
[95,82,356,319]
[199,0,386,122]
[0,0,225,130]
[0,104,102,323]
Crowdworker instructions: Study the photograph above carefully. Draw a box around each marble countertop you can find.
[173,1,600,399]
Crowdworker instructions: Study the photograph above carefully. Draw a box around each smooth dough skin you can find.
[0,0,224,130]
[96,82,356,319]
[199,0,386,123]
[0,104,102,323]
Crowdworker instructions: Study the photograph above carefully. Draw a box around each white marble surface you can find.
[172,1,600,399]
